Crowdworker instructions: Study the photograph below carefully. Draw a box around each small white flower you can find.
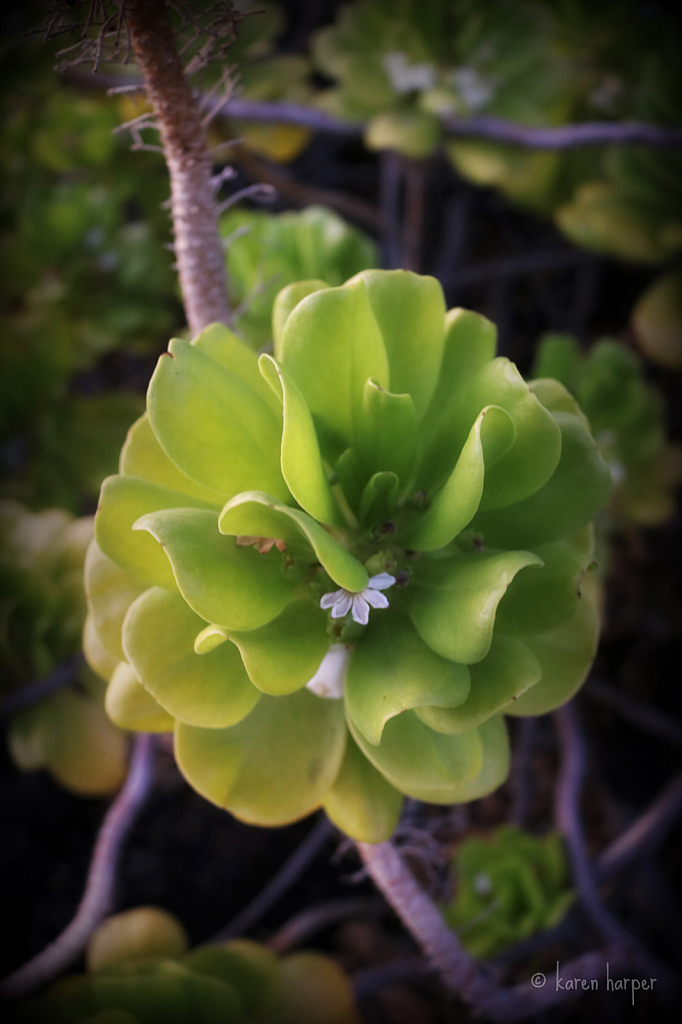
[320,572,396,626]
[305,644,350,699]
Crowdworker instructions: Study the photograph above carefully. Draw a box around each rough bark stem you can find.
[125,0,231,333]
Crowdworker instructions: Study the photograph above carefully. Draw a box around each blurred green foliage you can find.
[19,906,360,1024]
[221,205,379,348]
[532,333,682,526]
[0,20,178,509]
[443,824,575,957]
[0,500,127,794]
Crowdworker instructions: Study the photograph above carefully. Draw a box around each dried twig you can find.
[586,678,682,749]
[267,896,384,955]
[0,653,85,721]
[553,702,634,945]
[598,769,682,877]
[209,816,335,942]
[0,734,156,1001]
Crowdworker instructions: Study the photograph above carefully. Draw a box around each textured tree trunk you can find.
[125,0,231,333]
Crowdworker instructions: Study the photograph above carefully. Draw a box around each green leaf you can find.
[191,322,282,418]
[9,688,127,796]
[322,732,402,843]
[105,660,175,732]
[122,587,260,728]
[134,508,298,631]
[347,706,484,804]
[184,942,279,1021]
[464,359,562,511]
[414,636,540,734]
[84,539,145,662]
[96,475,219,588]
[219,491,368,592]
[345,607,470,746]
[358,471,399,524]
[279,278,389,456]
[273,280,328,359]
[259,354,342,526]
[348,269,446,418]
[148,338,289,501]
[83,613,119,682]
[503,584,600,716]
[403,549,543,664]
[496,540,595,635]
[174,689,346,826]
[417,308,497,488]
[355,377,417,483]
[473,412,613,548]
[400,405,514,551]
[225,598,330,696]
[120,414,224,504]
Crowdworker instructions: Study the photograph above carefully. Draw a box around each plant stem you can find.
[0,735,155,1000]
[125,0,231,334]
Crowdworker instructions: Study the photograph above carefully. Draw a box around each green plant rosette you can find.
[443,824,575,957]
[221,206,378,349]
[1,500,127,794]
[18,907,359,1024]
[87,270,611,843]
[532,332,682,526]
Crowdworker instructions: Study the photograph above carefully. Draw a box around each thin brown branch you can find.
[233,147,384,232]
[0,734,155,1001]
[0,653,85,720]
[554,703,634,945]
[598,769,682,877]
[267,897,384,955]
[125,0,231,333]
[209,816,335,943]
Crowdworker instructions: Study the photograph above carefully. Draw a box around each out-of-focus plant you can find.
[0,500,127,795]
[221,205,378,348]
[18,905,360,1024]
[631,267,682,370]
[532,333,682,527]
[214,0,313,163]
[443,825,575,958]
[86,269,611,843]
[0,29,179,508]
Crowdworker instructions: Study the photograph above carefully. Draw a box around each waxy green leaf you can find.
[415,636,540,734]
[345,608,470,746]
[191,322,281,417]
[259,354,342,526]
[473,412,613,548]
[148,338,289,500]
[503,584,600,716]
[404,549,543,663]
[83,613,119,682]
[347,707,483,804]
[417,308,498,487]
[120,414,224,504]
[272,279,328,359]
[134,508,298,631]
[175,689,346,825]
[219,491,368,592]
[401,405,514,551]
[358,471,399,524]
[279,279,389,456]
[105,661,175,732]
[123,587,260,728]
[349,269,446,417]
[496,540,595,635]
[84,539,145,662]
[224,599,330,696]
[356,378,417,483]
[323,733,403,843]
[96,475,218,588]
